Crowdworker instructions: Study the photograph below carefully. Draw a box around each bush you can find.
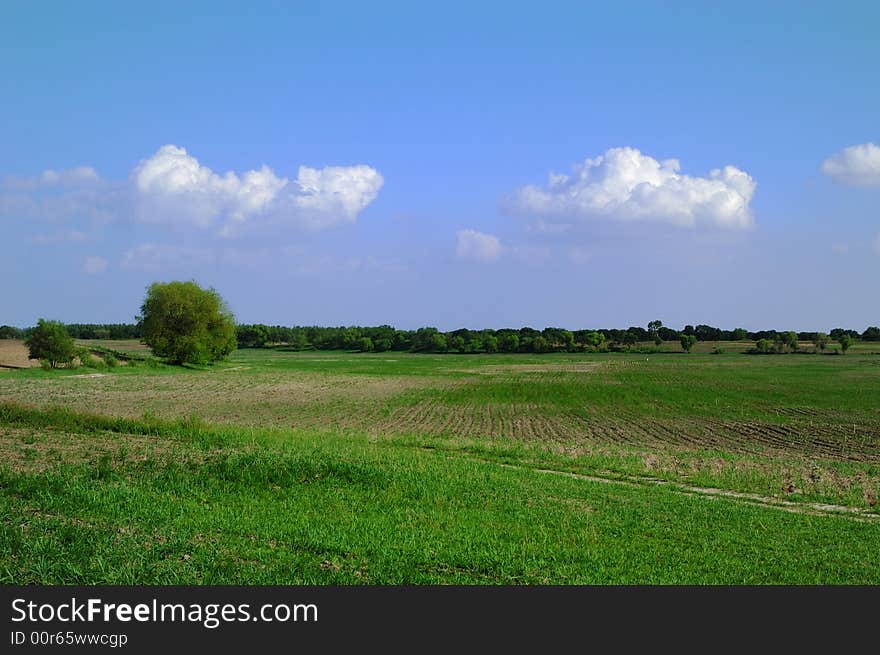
[679,334,697,353]
[102,353,119,367]
[755,339,774,354]
[25,319,75,368]
[76,347,105,369]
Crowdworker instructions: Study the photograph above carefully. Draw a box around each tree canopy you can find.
[138,281,236,365]
[25,319,75,368]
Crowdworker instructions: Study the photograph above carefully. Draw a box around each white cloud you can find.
[133,144,383,233]
[2,145,383,240]
[290,165,384,228]
[509,147,756,230]
[821,142,880,186]
[81,255,107,274]
[456,229,503,262]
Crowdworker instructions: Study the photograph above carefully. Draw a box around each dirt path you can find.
[454,453,880,523]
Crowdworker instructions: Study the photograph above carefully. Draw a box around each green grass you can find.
[1,407,879,584]
[1,345,879,584]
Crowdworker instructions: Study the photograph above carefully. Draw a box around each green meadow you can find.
[1,345,879,583]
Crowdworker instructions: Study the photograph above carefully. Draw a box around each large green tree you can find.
[138,281,237,365]
[25,319,75,368]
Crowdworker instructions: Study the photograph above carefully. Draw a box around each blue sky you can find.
[1,1,878,331]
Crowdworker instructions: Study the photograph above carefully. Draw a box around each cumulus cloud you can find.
[509,147,756,230]
[81,255,107,274]
[821,142,880,186]
[456,229,503,262]
[289,165,384,228]
[2,145,384,239]
[133,145,383,233]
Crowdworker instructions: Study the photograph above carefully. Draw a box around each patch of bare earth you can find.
[0,425,189,473]
[372,397,880,462]
[455,362,606,375]
[0,340,39,369]
[0,371,445,429]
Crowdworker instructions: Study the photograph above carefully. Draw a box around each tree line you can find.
[5,321,876,354]
[3,321,879,354]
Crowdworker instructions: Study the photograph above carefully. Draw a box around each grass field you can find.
[1,341,879,583]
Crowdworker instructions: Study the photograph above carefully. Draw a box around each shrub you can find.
[77,347,105,369]
[679,334,697,353]
[755,339,773,354]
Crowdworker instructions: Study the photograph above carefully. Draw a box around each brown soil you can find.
[0,340,39,369]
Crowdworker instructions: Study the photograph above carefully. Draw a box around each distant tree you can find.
[25,319,75,368]
[862,326,880,341]
[482,334,498,353]
[449,335,466,352]
[498,333,519,353]
[778,331,798,353]
[838,334,853,354]
[0,325,24,339]
[138,281,237,365]
[679,334,697,353]
[657,326,678,342]
[542,327,575,352]
[236,324,269,348]
[813,332,830,352]
[392,330,412,351]
[412,327,441,352]
[583,330,605,350]
[621,331,638,349]
[695,324,722,341]
[532,336,550,353]
[289,332,309,351]
[356,337,374,352]
[830,328,859,341]
[647,320,663,346]
[339,328,362,350]
[429,333,448,352]
[755,338,773,354]
[732,328,748,341]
